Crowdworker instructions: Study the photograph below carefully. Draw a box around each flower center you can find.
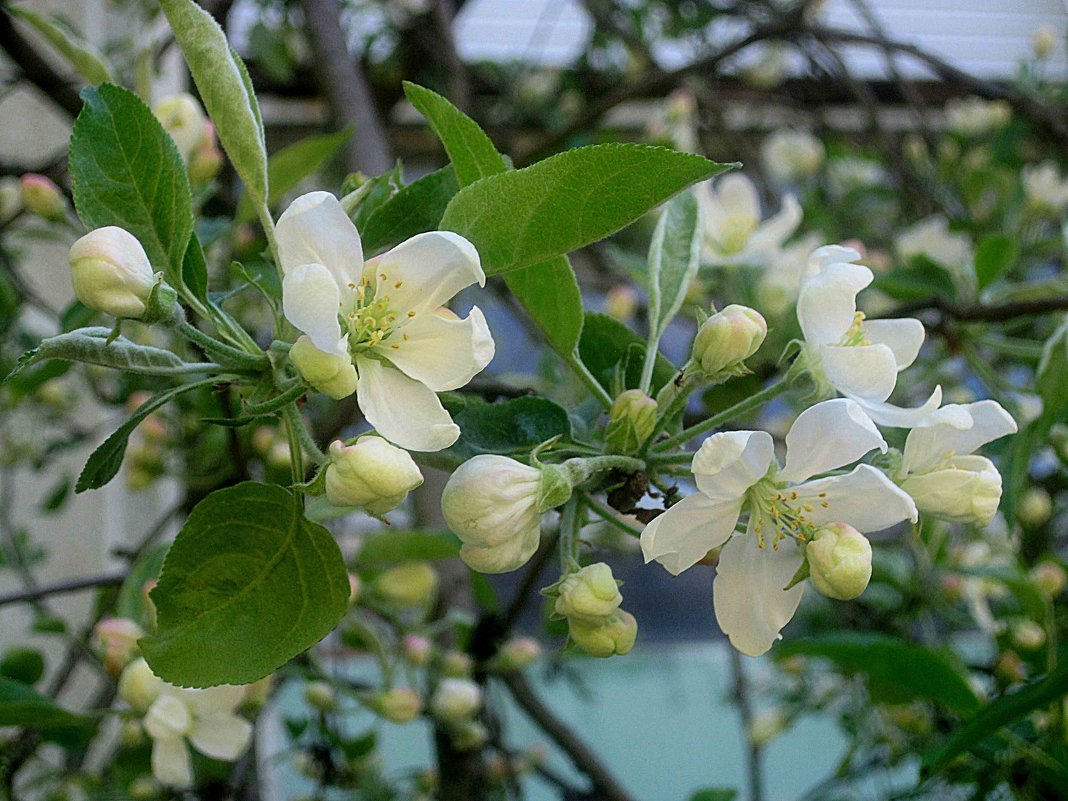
[838,311,871,347]
[744,474,830,551]
[340,275,412,356]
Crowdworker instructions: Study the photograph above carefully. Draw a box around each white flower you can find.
[277,192,494,451]
[698,174,801,266]
[441,455,545,573]
[69,227,157,319]
[122,660,252,787]
[325,436,423,515]
[945,97,1011,136]
[895,215,973,274]
[896,400,1017,526]
[826,157,884,195]
[796,246,941,427]
[761,130,825,184]
[641,399,917,655]
[1023,162,1068,213]
[756,232,824,316]
[153,93,208,162]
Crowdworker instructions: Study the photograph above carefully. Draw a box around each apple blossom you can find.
[153,93,208,162]
[69,227,158,319]
[324,436,423,515]
[605,389,657,454]
[20,174,65,219]
[1030,562,1066,598]
[896,400,1017,525]
[568,609,637,658]
[761,129,825,184]
[641,399,917,655]
[805,523,872,601]
[276,192,494,451]
[692,304,767,376]
[895,215,974,276]
[697,174,801,266]
[372,562,439,608]
[1022,162,1068,214]
[430,678,481,723]
[553,563,623,625]
[756,232,824,316]
[945,97,1011,136]
[401,633,433,666]
[796,245,942,427]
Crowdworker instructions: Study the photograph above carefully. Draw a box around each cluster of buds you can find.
[804,522,873,601]
[430,678,486,750]
[324,436,423,516]
[492,637,543,672]
[547,563,637,658]
[153,93,222,184]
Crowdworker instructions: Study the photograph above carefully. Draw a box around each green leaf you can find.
[160,0,268,205]
[357,530,461,566]
[1036,318,1068,425]
[70,84,193,287]
[0,648,45,685]
[578,313,675,396]
[440,143,734,277]
[5,327,210,384]
[183,233,209,303]
[873,256,957,302]
[359,166,459,255]
[646,190,701,344]
[76,377,218,493]
[236,128,353,222]
[0,676,93,747]
[974,234,1017,289]
[8,6,112,84]
[140,482,350,687]
[443,396,572,462]
[776,633,980,713]
[403,82,505,185]
[923,654,1068,776]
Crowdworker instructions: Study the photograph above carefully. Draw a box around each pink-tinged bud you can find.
[401,634,432,666]
[347,573,362,606]
[806,523,872,601]
[496,637,542,671]
[20,174,65,220]
[153,93,207,161]
[94,617,144,676]
[188,142,223,184]
[69,227,156,319]
[692,305,767,376]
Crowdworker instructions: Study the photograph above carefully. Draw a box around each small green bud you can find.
[692,304,767,376]
[553,563,622,625]
[605,390,658,454]
[806,523,872,601]
[568,609,637,658]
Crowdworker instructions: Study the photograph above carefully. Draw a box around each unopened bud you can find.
[93,617,144,676]
[901,457,1002,526]
[451,719,489,751]
[120,719,146,748]
[995,650,1027,684]
[496,638,542,672]
[430,678,481,723]
[441,650,473,678]
[187,122,223,183]
[303,680,335,711]
[291,335,358,399]
[242,675,273,711]
[1031,562,1066,598]
[1011,620,1046,651]
[118,658,163,714]
[20,174,65,220]
[747,710,786,746]
[1018,488,1052,527]
[0,176,21,220]
[806,523,872,601]
[372,562,438,609]
[127,776,158,800]
[1033,25,1056,59]
[69,227,157,319]
[153,93,207,161]
[605,390,657,455]
[401,634,432,666]
[568,609,637,658]
[692,305,767,376]
[371,687,422,723]
[553,563,622,625]
[603,285,638,322]
[325,437,423,515]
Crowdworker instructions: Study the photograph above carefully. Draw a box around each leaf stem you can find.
[558,496,582,571]
[653,378,789,452]
[175,319,270,371]
[564,349,613,409]
[638,333,661,396]
[242,382,308,416]
[282,402,325,466]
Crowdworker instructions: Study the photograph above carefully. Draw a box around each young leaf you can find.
[439,143,734,276]
[160,0,268,205]
[443,395,572,462]
[76,377,219,493]
[70,84,193,287]
[139,482,350,687]
[8,7,112,85]
[0,677,93,748]
[403,82,505,184]
[182,233,210,303]
[359,166,459,255]
[974,234,1017,289]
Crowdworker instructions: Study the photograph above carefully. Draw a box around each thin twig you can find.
[0,571,127,607]
[881,295,1068,322]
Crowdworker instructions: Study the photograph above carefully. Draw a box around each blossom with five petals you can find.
[277,192,494,451]
[796,246,941,427]
[640,399,917,656]
[698,174,801,266]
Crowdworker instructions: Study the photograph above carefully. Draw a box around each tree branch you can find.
[0,571,127,608]
[0,6,83,117]
[882,295,1068,322]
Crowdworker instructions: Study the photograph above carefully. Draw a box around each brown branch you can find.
[0,571,127,608]
[728,647,765,801]
[499,672,635,801]
[882,295,1068,322]
[0,6,82,117]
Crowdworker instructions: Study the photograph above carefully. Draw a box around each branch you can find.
[0,6,83,117]
[0,571,127,608]
[882,295,1068,322]
[728,647,766,801]
[499,672,635,801]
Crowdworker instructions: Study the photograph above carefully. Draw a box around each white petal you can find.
[851,385,944,428]
[797,261,873,346]
[640,493,742,576]
[712,174,761,224]
[189,713,253,761]
[181,685,246,717]
[794,464,918,531]
[747,194,802,257]
[691,430,775,504]
[277,191,363,288]
[282,263,346,356]
[820,344,898,402]
[382,307,494,391]
[808,245,862,273]
[355,356,459,452]
[364,232,484,319]
[714,530,805,657]
[152,737,193,787]
[902,400,1017,473]
[862,318,926,370]
[780,399,887,484]
[144,695,191,740]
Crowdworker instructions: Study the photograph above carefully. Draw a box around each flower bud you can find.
[900,456,1002,526]
[496,638,542,672]
[1017,488,1052,527]
[348,573,362,606]
[120,719,146,748]
[372,562,438,609]
[188,122,223,183]
[567,609,637,658]
[441,650,473,678]
[0,176,21,220]
[69,227,157,319]
[692,305,767,376]
[325,437,423,515]
[1011,620,1046,651]
[401,634,433,666]
[603,285,638,322]
[553,563,622,625]
[747,710,786,746]
[291,335,358,399]
[20,174,65,220]
[451,719,489,751]
[1033,25,1056,59]
[153,93,207,161]
[93,617,144,676]
[371,687,422,723]
[605,390,657,455]
[118,658,163,714]
[1030,562,1066,598]
[806,523,872,601]
[303,680,335,711]
[441,455,545,574]
[430,678,481,723]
